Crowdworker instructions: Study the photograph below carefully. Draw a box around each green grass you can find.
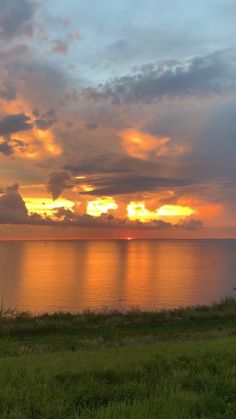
[0,299,236,418]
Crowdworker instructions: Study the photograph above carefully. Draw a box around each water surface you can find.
[0,239,235,313]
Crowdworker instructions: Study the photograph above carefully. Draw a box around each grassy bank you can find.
[0,299,236,418]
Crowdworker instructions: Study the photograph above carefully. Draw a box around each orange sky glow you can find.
[0,1,235,240]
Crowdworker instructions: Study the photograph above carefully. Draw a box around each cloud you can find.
[119,129,189,159]
[0,114,32,136]
[0,139,14,156]
[0,84,17,101]
[52,40,68,55]
[177,218,204,231]
[51,29,81,55]
[0,183,28,223]
[35,118,56,130]
[0,0,36,40]
[84,50,236,104]
[79,175,196,196]
[64,154,171,179]
[0,183,204,233]
[46,171,74,200]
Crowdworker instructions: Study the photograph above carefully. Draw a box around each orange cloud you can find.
[11,127,62,159]
[177,197,222,226]
[119,129,190,159]
[0,97,61,159]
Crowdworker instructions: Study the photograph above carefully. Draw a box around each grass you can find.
[0,298,236,418]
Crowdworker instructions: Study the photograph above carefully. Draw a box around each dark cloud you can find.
[54,207,76,221]
[85,50,236,104]
[35,118,56,130]
[0,114,32,136]
[64,156,132,176]
[32,108,40,117]
[79,175,197,196]
[0,140,14,156]
[64,155,162,176]
[62,154,199,198]
[0,0,36,40]
[177,218,204,231]
[47,171,74,200]
[0,183,28,223]
[53,209,202,231]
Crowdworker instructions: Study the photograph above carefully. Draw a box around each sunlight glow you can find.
[25,197,74,216]
[157,205,195,218]
[87,197,118,217]
[127,202,158,222]
[119,129,190,159]
[127,201,195,223]
[119,129,170,159]
[81,184,94,192]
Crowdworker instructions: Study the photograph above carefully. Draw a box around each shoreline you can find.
[1,298,236,418]
[1,297,236,348]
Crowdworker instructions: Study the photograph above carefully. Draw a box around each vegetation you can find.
[0,298,236,418]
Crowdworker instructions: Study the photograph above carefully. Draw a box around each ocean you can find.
[0,239,235,313]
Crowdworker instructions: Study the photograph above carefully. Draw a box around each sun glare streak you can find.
[87,197,118,217]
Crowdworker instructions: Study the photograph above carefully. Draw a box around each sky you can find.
[0,0,236,239]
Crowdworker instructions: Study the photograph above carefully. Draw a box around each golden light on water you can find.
[0,240,226,313]
[87,197,118,217]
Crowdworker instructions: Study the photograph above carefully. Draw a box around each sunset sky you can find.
[0,0,236,239]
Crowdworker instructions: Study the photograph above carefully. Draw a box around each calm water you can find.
[0,239,236,313]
